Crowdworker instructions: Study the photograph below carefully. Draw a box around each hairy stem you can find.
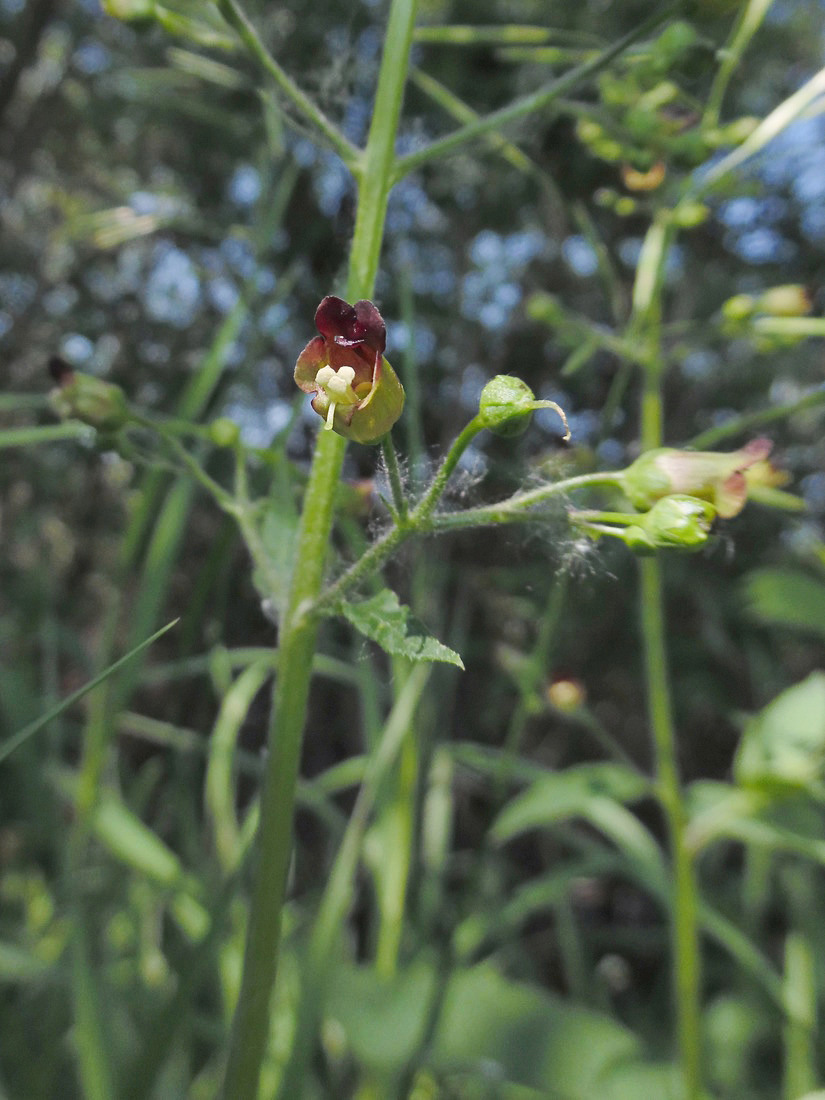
[634,212,702,1100]
[216,0,358,166]
[219,3,419,1097]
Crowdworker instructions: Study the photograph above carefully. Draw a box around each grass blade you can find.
[0,619,179,764]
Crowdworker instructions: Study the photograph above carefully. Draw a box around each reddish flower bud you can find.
[294,296,404,445]
[48,356,129,432]
[622,439,773,519]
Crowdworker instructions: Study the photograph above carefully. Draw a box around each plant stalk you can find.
[634,211,702,1100]
[219,2,419,1096]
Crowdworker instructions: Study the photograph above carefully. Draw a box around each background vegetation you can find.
[3,0,825,1097]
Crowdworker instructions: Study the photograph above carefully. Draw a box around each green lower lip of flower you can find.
[313,357,405,445]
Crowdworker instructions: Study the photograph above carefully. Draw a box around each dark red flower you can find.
[294,296,404,445]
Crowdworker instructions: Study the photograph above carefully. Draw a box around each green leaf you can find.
[430,964,642,1096]
[338,588,464,669]
[256,495,299,618]
[734,672,825,791]
[326,958,437,1071]
[743,569,825,639]
[598,1061,682,1100]
[493,763,651,840]
[0,942,51,982]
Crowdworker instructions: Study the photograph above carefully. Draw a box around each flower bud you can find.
[478,375,570,440]
[48,357,129,432]
[208,417,240,447]
[757,285,812,318]
[621,439,772,519]
[478,375,535,437]
[294,297,404,445]
[634,494,716,552]
[101,0,155,18]
[721,294,755,323]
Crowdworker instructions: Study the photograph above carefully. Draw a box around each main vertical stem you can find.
[635,220,702,1100]
[639,554,701,1100]
[220,3,418,1097]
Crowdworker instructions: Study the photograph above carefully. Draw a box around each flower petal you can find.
[716,471,748,518]
[315,295,386,354]
[294,334,328,393]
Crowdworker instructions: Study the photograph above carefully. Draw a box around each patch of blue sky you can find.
[729,227,797,264]
[43,285,79,317]
[228,165,262,208]
[459,363,487,410]
[386,320,437,361]
[387,179,443,234]
[801,472,825,512]
[220,236,256,278]
[717,196,761,228]
[801,205,825,240]
[314,152,352,217]
[72,40,111,75]
[681,350,720,381]
[221,396,290,446]
[143,244,201,327]
[597,437,625,467]
[471,229,546,269]
[0,272,37,313]
[457,443,488,478]
[562,409,599,443]
[462,273,523,330]
[260,302,289,336]
[562,234,599,277]
[60,333,95,365]
[208,276,240,314]
[342,96,371,145]
[290,137,318,168]
[254,268,277,295]
[396,239,457,297]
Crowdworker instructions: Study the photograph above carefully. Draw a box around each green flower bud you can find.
[721,294,756,323]
[578,496,716,557]
[101,0,155,18]
[48,357,129,432]
[294,297,404,445]
[478,375,570,440]
[209,417,240,447]
[721,116,760,144]
[672,201,709,229]
[478,376,535,437]
[636,494,716,552]
[655,21,698,62]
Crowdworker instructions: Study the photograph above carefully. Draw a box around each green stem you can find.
[639,556,701,1100]
[703,0,773,128]
[219,3,419,1097]
[634,212,702,1100]
[313,469,623,614]
[427,471,623,531]
[413,416,485,522]
[381,433,408,521]
[216,0,358,167]
[691,65,825,198]
[687,386,825,449]
[393,5,678,180]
